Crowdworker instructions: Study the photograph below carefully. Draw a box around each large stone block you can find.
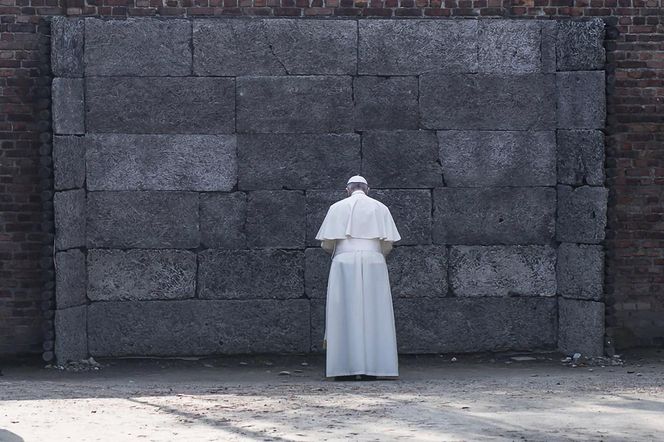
[310,299,326,352]
[557,71,606,129]
[541,21,558,73]
[55,249,86,309]
[362,131,443,188]
[438,131,556,186]
[387,246,448,298]
[193,19,357,75]
[395,297,557,353]
[87,300,311,356]
[246,190,305,248]
[86,191,199,248]
[54,189,85,251]
[557,243,604,301]
[200,192,246,249]
[353,76,419,130]
[305,190,346,247]
[52,78,84,134]
[449,245,556,297]
[358,20,477,75]
[372,190,432,246]
[198,249,304,300]
[557,185,608,243]
[50,17,84,77]
[305,247,330,299]
[85,134,237,191]
[558,298,605,357]
[53,136,85,190]
[86,77,235,134]
[420,74,555,130]
[236,76,353,134]
[84,18,191,76]
[557,19,605,71]
[55,305,87,363]
[557,130,605,186]
[433,187,556,245]
[238,133,360,190]
[87,249,196,301]
[478,20,547,73]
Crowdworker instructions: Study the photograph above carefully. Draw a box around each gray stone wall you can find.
[51,16,607,363]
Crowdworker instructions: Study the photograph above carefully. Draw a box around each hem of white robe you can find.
[325,370,399,377]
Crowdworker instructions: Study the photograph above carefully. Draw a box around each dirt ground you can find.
[1,350,663,442]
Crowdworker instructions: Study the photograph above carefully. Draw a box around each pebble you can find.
[278,371,291,376]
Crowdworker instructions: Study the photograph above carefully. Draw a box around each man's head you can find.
[346,175,369,196]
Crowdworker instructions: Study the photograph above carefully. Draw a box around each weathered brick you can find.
[557,130,605,186]
[557,71,606,129]
[55,306,87,363]
[557,243,604,301]
[353,76,419,130]
[52,78,84,135]
[556,19,605,71]
[55,249,86,309]
[478,20,543,73]
[53,136,85,190]
[387,245,448,297]
[200,192,247,249]
[54,189,86,251]
[558,298,605,357]
[50,16,84,77]
[557,185,608,244]
[372,190,432,245]
[246,190,305,248]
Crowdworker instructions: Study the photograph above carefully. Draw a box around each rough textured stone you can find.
[420,74,556,130]
[55,306,87,363]
[238,133,360,190]
[541,21,558,73]
[86,77,235,134]
[438,131,556,186]
[433,188,556,245]
[305,190,346,247]
[449,245,556,297]
[478,20,543,73]
[50,17,84,77]
[236,76,352,134]
[53,136,85,190]
[86,191,199,248]
[372,190,432,246]
[557,19,606,71]
[55,249,86,309]
[353,76,419,130]
[85,134,237,191]
[52,78,84,134]
[395,297,557,353]
[387,246,448,297]
[200,192,246,249]
[557,185,608,243]
[194,19,357,76]
[310,299,326,352]
[88,300,310,356]
[358,20,477,75]
[557,243,604,301]
[558,298,605,357]
[54,189,85,251]
[305,247,330,299]
[557,130,605,186]
[87,249,196,301]
[85,18,191,76]
[198,249,304,300]
[557,71,606,129]
[246,190,305,249]
[362,131,443,188]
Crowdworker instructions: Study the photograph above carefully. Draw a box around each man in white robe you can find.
[315,176,401,380]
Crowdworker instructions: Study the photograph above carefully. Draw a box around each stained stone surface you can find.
[362,131,443,188]
[88,300,311,356]
[310,299,326,352]
[55,306,87,363]
[420,73,555,130]
[86,134,237,191]
[305,247,331,300]
[557,130,605,186]
[557,71,606,129]
[193,19,357,76]
[55,249,86,309]
[86,191,199,248]
[86,77,235,134]
[449,245,556,297]
[87,249,196,301]
[85,18,192,76]
[353,77,419,130]
[50,16,84,77]
[372,190,432,245]
[558,298,605,357]
[387,246,448,298]
[438,131,556,186]
[54,189,86,251]
[433,187,556,245]
[557,19,606,71]
[238,133,360,190]
[478,20,545,73]
[236,76,353,134]
[305,190,346,247]
[246,190,305,248]
[52,78,84,135]
[557,185,608,243]
[53,136,85,190]
[557,243,604,301]
[200,192,247,249]
[358,20,478,75]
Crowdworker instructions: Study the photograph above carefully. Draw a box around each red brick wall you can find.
[1,0,662,356]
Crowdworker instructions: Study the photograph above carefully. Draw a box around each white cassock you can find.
[315,190,401,377]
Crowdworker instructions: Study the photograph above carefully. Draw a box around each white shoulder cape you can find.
[315,192,401,242]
